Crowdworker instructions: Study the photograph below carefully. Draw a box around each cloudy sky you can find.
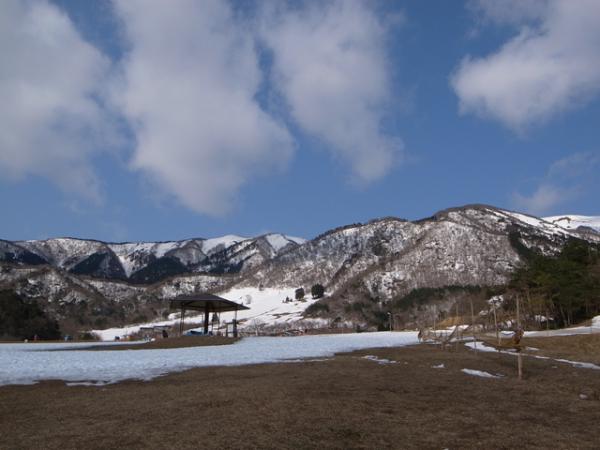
[1,0,599,241]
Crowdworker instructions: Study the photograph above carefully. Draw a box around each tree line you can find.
[509,237,600,328]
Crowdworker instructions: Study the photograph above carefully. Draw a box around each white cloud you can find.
[467,0,548,27]
[512,152,598,214]
[112,0,294,216]
[547,152,600,179]
[1,0,401,215]
[260,1,402,184]
[513,184,575,215]
[0,0,115,202]
[452,0,600,130]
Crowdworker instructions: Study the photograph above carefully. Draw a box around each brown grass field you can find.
[1,335,599,449]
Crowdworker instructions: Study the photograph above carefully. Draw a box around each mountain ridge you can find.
[2,233,306,283]
[1,204,598,336]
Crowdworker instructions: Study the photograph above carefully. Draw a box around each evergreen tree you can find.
[295,287,305,301]
[0,290,61,340]
[311,283,325,299]
[509,239,600,327]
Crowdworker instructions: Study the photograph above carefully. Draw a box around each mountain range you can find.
[1,205,598,335]
[0,233,305,283]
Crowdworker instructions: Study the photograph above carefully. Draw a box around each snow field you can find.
[0,331,419,386]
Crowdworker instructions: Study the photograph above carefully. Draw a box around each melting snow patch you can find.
[362,355,397,364]
[554,359,600,370]
[432,363,445,369]
[466,341,600,370]
[461,368,502,379]
[284,358,332,363]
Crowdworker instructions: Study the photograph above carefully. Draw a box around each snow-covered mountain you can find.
[543,215,600,233]
[243,205,598,298]
[1,205,598,336]
[3,233,305,283]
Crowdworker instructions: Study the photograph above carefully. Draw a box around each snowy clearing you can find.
[92,286,323,341]
[0,331,418,386]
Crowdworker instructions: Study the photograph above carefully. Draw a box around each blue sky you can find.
[1,0,599,242]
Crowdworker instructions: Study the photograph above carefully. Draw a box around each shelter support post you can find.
[233,308,238,338]
[180,307,185,335]
[204,303,209,335]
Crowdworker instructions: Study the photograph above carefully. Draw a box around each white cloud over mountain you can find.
[0,0,116,202]
[513,152,599,214]
[453,0,600,130]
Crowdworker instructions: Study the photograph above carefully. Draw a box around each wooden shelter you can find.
[169,294,249,337]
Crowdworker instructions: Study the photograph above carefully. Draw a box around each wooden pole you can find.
[516,294,520,328]
[470,298,476,349]
[179,307,185,335]
[433,305,437,341]
[493,304,500,345]
[516,295,523,380]
[455,302,459,351]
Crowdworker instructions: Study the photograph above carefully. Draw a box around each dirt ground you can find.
[1,335,599,450]
[83,336,238,351]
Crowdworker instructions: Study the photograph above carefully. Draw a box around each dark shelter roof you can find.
[169,293,249,312]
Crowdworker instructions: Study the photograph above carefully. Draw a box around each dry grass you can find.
[521,334,600,365]
[1,337,599,449]
[83,336,238,351]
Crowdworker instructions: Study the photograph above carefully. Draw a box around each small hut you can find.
[169,294,249,337]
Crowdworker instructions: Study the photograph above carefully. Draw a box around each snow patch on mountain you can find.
[202,235,247,254]
[264,234,306,252]
[496,210,573,237]
[544,215,600,232]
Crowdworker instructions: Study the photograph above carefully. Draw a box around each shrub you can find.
[305,302,329,316]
